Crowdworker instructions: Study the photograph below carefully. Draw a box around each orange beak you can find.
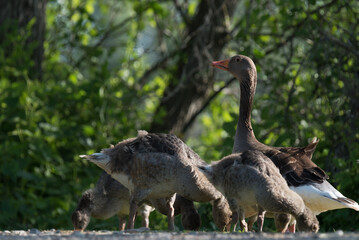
[211,59,230,72]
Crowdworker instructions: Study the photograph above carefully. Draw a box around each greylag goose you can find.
[72,171,201,231]
[200,150,319,232]
[212,55,359,230]
[72,171,153,231]
[80,130,231,231]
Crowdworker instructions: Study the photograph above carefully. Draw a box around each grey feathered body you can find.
[72,171,201,230]
[202,150,319,232]
[81,131,231,230]
[102,132,222,201]
[72,171,153,230]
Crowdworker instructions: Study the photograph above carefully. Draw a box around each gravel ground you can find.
[1,229,359,240]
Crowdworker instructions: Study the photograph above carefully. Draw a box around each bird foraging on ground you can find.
[80,130,231,231]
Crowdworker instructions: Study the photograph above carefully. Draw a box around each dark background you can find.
[1,0,358,231]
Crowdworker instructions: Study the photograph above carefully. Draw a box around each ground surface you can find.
[1,229,359,240]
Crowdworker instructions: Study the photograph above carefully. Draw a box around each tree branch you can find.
[318,28,359,58]
[182,77,236,133]
[264,0,339,55]
[173,0,190,26]
[69,15,136,74]
[149,0,238,134]
[136,36,197,89]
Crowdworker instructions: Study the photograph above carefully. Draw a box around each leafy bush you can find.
[1,0,358,232]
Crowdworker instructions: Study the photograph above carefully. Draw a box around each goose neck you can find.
[232,74,258,152]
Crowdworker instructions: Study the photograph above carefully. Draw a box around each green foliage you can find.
[1,0,358,232]
[191,0,359,232]
[0,0,157,230]
[221,0,359,231]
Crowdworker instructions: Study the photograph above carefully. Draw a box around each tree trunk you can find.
[150,0,237,134]
[0,0,46,80]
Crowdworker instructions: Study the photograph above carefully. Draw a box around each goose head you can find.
[295,208,319,232]
[212,55,257,87]
[72,191,94,231]
[72,210,91,231]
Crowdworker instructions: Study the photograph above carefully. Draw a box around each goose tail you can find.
[314,181,359,211]
[333,197,359,211]
[292,180,359,214]
[80,152,111,169]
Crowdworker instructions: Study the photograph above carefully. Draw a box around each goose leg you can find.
[256,207,266,232]
[166,193,177,231]
[140,205,152,228]
[227,197,240,232]
[118,215,127,231]
[288,223,296,233]
[128,198,138,229]
[141,217,150,228]
[231,211,239,232]
[238,210,248,232]
[128,189,151,229]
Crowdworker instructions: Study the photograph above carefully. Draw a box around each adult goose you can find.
[212,55,359,228]
[80,130,231,231]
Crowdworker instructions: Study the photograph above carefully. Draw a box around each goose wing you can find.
[265,148,328,187]
[127,132,205,166]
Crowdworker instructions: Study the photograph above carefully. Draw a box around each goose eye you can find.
[235,58,240,62]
